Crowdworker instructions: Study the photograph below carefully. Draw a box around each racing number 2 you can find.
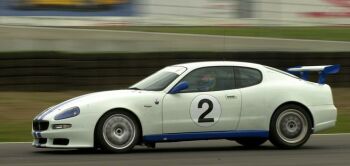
[190,94,221,127]
[198,99,214,123]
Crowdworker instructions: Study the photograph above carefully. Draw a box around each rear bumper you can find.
[309,105,337,133]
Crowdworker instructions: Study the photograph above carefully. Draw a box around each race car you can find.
[13,0,127,9]
[32,61,339,153]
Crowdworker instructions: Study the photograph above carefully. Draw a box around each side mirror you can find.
[169,81,189,94]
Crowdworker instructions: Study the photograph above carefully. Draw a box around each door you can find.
[162,66,242,134]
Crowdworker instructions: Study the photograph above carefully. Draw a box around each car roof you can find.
[173,61,264,70]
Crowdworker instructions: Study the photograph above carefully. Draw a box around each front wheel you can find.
[96,111,140,153]
[269,104,312,149]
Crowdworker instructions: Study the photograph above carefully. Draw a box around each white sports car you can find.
[32,61,340,153]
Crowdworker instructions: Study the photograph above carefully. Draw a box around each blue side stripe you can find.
[143,130,269,142]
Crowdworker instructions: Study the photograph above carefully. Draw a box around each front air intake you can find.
[33,120,49,131]
[53,138,69,145]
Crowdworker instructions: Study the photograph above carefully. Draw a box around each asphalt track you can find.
[1,25,350,52]
[0,134,349,166]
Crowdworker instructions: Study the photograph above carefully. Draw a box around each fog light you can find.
[52,124,72,129]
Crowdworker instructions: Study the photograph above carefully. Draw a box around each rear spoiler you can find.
[287,64,340,84]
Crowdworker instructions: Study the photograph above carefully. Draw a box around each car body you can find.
[32,61,338,152]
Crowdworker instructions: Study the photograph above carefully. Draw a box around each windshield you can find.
[130,66,186,91]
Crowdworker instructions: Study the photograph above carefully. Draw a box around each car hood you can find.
[34,89,156,121]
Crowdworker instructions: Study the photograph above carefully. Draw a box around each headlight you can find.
[54,107,80,120]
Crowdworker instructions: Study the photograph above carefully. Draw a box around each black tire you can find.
[95,111,141,153]
[269,104,312,149]
[235,138,267,148]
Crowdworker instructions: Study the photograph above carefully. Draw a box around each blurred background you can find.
[0,0,349,142]
[0,0,350,25]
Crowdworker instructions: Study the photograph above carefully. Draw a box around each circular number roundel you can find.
[190,95,221,127]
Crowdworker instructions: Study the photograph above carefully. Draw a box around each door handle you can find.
[226,95,236,99]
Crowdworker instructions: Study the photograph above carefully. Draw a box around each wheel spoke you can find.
[276,109,308,144]
[102,114,136,150]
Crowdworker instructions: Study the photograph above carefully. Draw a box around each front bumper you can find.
[32,119,94,148]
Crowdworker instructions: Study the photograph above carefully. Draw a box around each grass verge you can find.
[0,91,89,142]
[78,26,350,42]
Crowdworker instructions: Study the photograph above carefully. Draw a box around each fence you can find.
[0,52,348,91]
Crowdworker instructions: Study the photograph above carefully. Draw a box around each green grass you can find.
[0,91,89,142]
[320,110,350,134]
[0,90,349,142]
[0,120,32,142]
[80,26,350,42]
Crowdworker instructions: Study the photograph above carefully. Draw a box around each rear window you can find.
[234,67,262,88]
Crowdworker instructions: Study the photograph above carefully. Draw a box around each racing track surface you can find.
[0,134,349,166]
[1,25,350,52]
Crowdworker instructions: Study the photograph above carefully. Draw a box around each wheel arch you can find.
[93,107,143,148]
[271,101,315,130]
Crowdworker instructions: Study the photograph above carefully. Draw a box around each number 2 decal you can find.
[190,95,221,127]
[198,99,214,123]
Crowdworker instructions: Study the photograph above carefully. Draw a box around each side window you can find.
[180,67,235,92]
[234,67,262,88]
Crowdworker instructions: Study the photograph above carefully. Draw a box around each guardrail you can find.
[0,52,348,91]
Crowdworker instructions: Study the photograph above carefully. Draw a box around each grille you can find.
[33,120,49,131]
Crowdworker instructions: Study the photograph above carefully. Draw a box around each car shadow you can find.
[33,145,325,155]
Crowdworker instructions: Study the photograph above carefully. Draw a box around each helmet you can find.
[198,73,216,91]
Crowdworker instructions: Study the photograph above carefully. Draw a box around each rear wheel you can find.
[269,104,312,149]
[235,138,267,148]
[96,111,140,153]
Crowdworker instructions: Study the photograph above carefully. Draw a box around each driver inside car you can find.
[198,73,217,91]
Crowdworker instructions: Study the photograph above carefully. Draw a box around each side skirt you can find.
[143,130,269,142]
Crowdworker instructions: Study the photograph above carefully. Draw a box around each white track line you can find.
[0,142,31,144]
[0,25,350,44]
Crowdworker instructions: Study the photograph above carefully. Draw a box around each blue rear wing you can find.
[287,64,340,84]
